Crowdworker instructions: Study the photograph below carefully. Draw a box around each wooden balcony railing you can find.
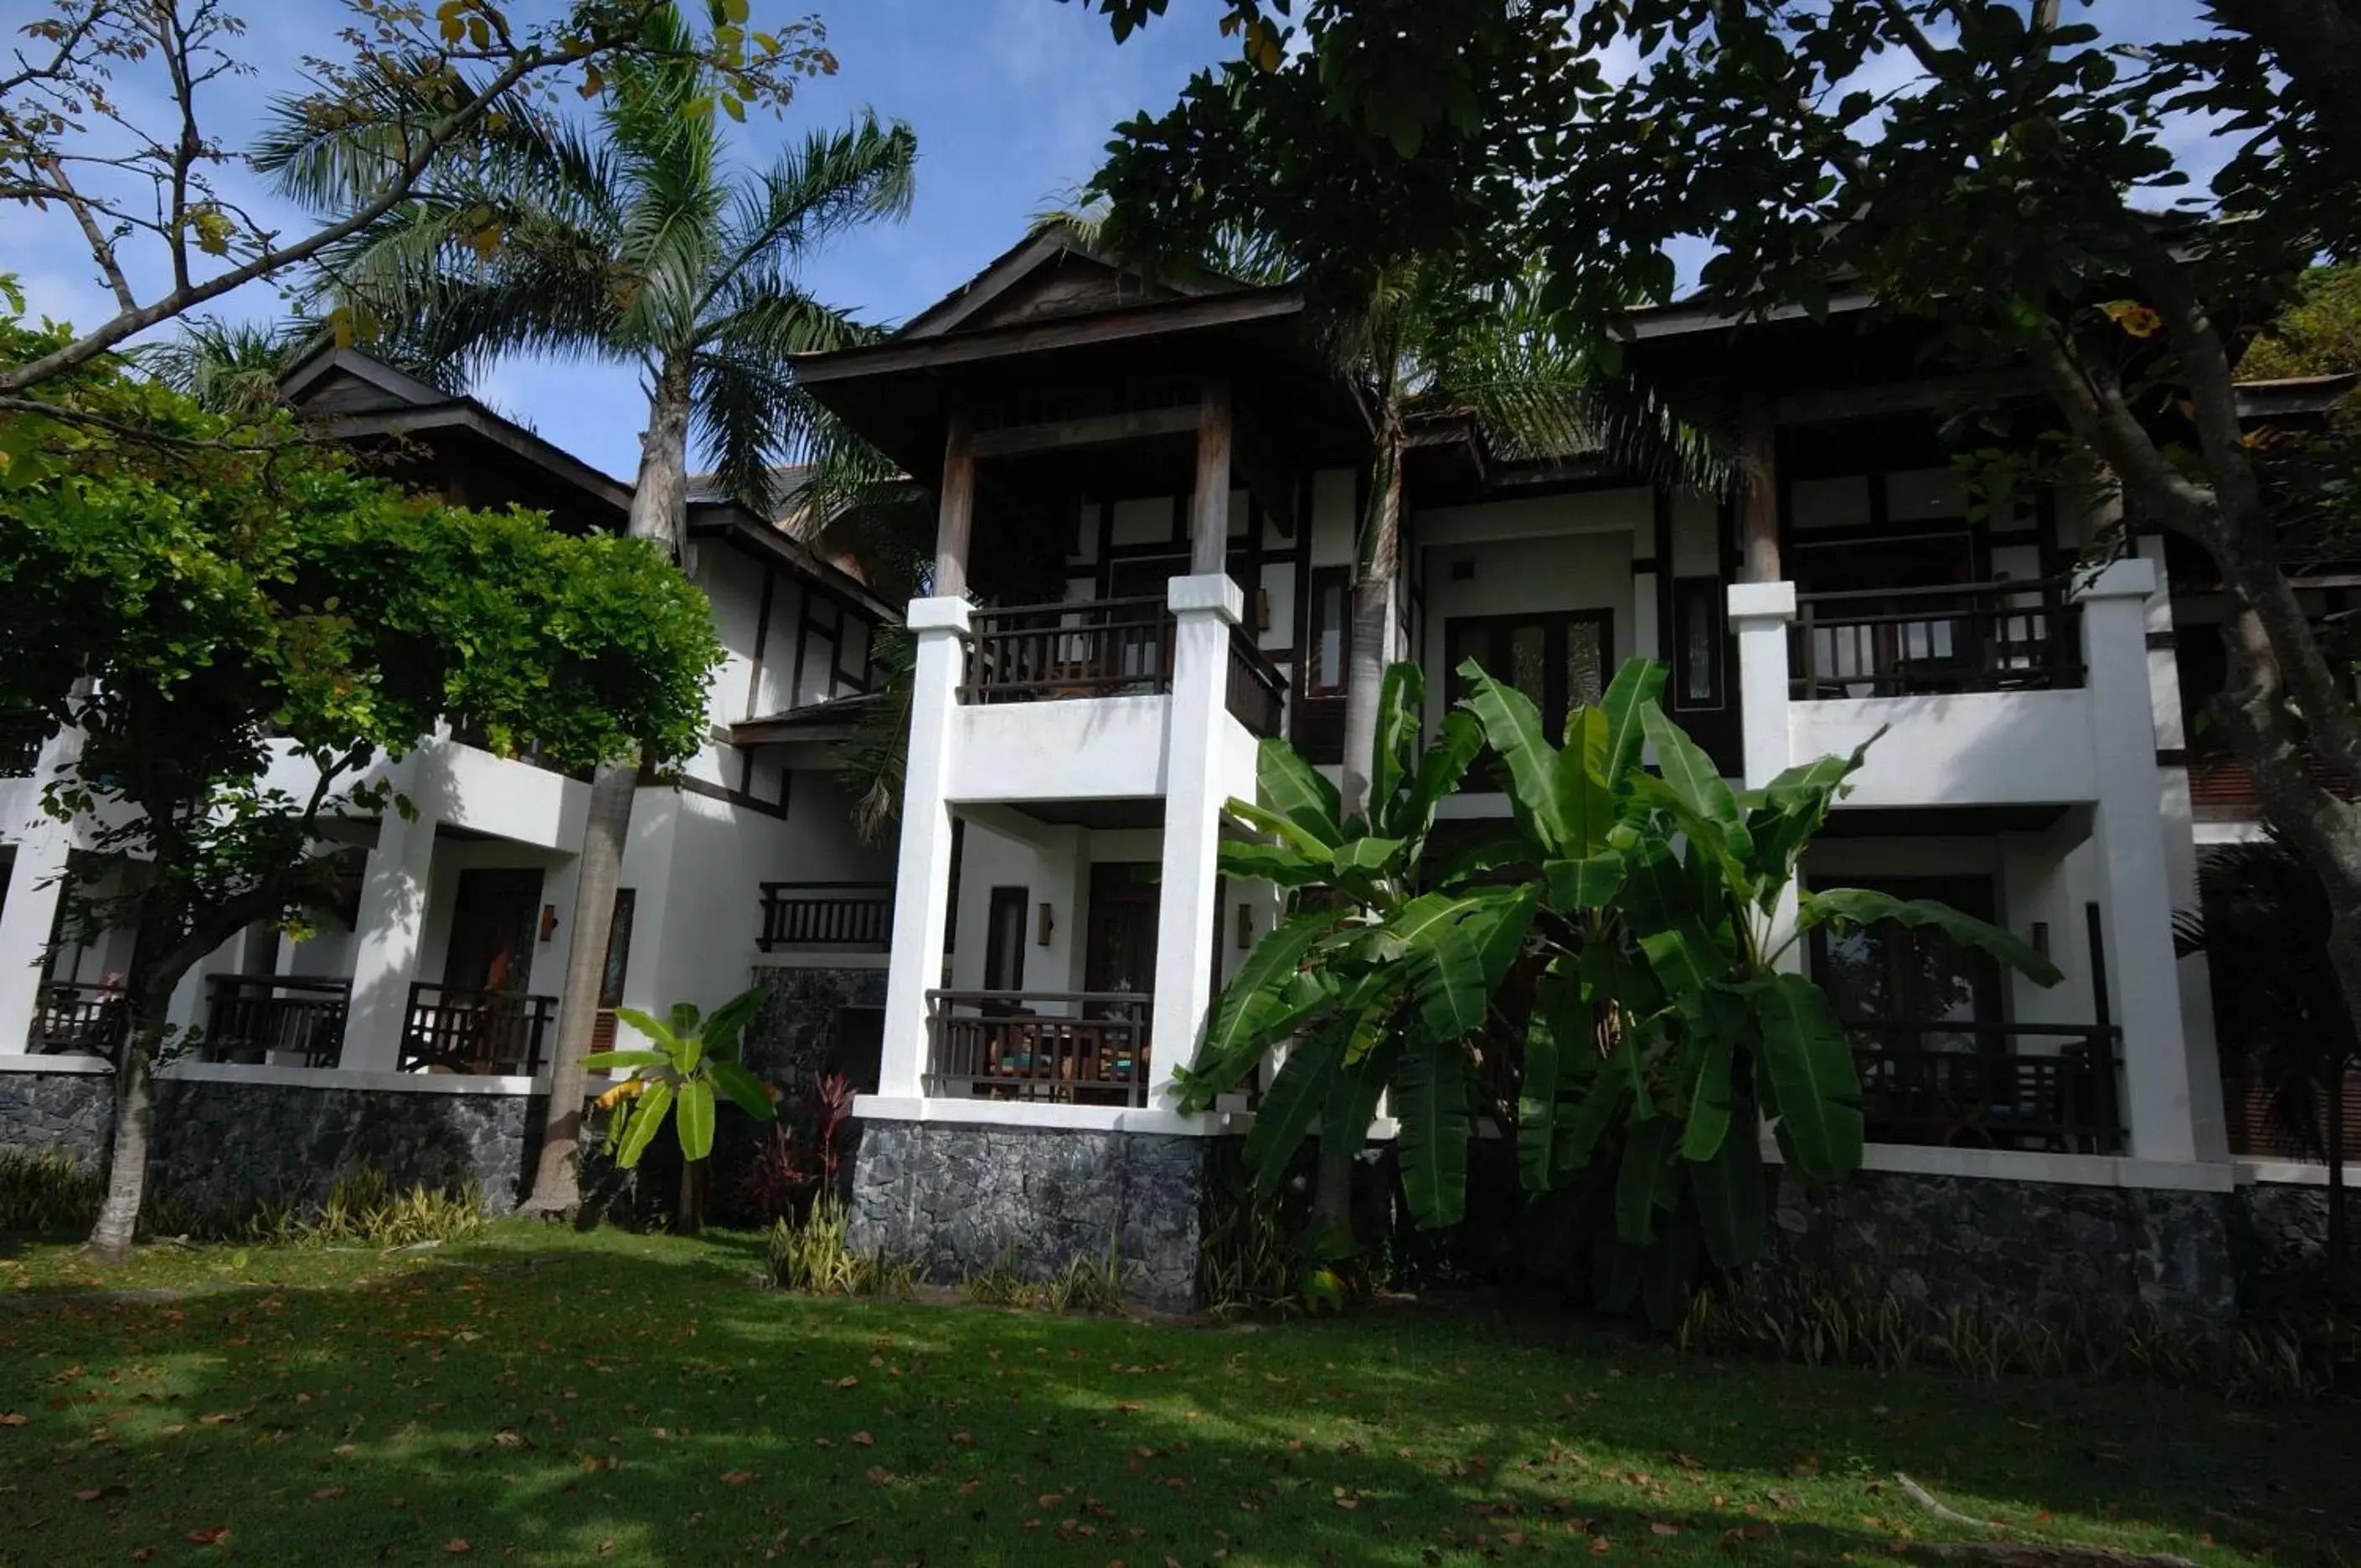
[925,989,1151,1107]
[1846,1020,2123,1154]
[759,881,893,952]
[28,981,124,1056]
[201,974,350,1066]
[1225,627,1287,737]
[1791,580,2082,699]
[961,596,1174,704]
[400,983,557,1075]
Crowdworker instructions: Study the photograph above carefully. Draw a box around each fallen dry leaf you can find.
[443,1540,472,1555]
[0,1413,26,1426]
[851,1431,874,1447]
[312,1486,346,1500]
[836,1375,859,1389]
[186,1528,229,1545]
[720,1470,755,1485]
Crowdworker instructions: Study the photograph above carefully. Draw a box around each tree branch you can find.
[39,156,136,314]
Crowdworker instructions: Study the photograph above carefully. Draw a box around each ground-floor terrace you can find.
[0,731,896,1088]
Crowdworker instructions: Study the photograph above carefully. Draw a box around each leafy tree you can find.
[0,310,720,1257]
[1088,0,2361,1168]
[2241,266,2361,380]
[2185,838,2356,1286]
[587,984,776,1235]
[262,3,916,1215]
[0,0,837,405]
[1183,657,2056,1318]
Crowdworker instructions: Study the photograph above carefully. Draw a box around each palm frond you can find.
[135,315,320,415]
[708,114,916,310]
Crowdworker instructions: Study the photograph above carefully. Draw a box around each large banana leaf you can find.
[1748,972,1864,1181]
[1400,885,1540,1039]
[1395,1034,1471,1228]
[1226,798,1339,865]
[1545,851,1626,911]
[1800,887,2063,986]
[1390,709,1485,842]
[1240,1028,1343,1195]
[1744,740,1873,901]
[1255,737,1345,847]
[708,1058,776,1119]
[1517,957,1581,1189]
[1690,1106,1767,1270]
[1454,660,1574,855]
[1558,704,1616,853]
[1216,839,1336,887]
[702,986,766,1055]
[1369,661,1423,815]
[1680,1032,1735,1161]
[615,1079,675,1168]
[675,1077,717,1161]
[1331,835,1407,875]
[615,1005,689,1071]
[1188,907,1351,1105]
[1598,658,1667,782]
[1614,1117,1679,1244]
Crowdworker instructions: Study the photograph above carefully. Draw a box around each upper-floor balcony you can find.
[1740,561,2157,811]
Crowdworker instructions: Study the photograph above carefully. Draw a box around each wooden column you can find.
[1189,378,1233,575]
[1739,408,1780,583]
[933,409,976,598]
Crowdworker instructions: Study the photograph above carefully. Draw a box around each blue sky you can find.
[1,0,2230,484]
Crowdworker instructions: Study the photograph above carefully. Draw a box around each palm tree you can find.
[257,3,916,1217]
[136,316,321,416]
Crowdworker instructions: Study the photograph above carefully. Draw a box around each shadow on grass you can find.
[0,1228,2351,1567]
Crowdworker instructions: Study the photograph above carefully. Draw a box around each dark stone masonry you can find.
[848,1120,1209,1312]
[740,964,887,1098]
[0,1069,113,1167]
[0,1068,539,1219]
[1763,1168,2238,1328]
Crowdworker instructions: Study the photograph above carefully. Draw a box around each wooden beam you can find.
[1191,378,1233,575]
[967,403,1199,460]
[935,410,976,598]
[1771,369,2043,426]
[1233,418,1295,538]
[791,291,1304,384]
[1738,410,1780,583]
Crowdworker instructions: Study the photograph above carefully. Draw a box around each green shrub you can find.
[245,1165,485,1249]
[766,1195,911,1297]
[1678,1266,2356,1402]
[1040,1238,1126,1315]
[960,1243,1036,1308]
[0,1148,103,1234]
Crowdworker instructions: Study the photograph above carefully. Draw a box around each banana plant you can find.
[1173,661,1533,1231]
[1193,655,2062,1323]
[586,985,777,1172]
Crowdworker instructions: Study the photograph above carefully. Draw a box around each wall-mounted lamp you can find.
[1236,903,1255,951]
[1037,901,1055,947]
[539,905,559,943]
[2030,921,2050,962]
[1255,587,1272,632]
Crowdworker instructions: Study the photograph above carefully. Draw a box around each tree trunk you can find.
[2329,1043,2349,1291]
[677,1154,704,1236]
[522,356,694,1215]
[1317,434,1405,1241]
[85,963,173,1260]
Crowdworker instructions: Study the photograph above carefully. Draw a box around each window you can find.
[983,886,1028,993]
[1672,577,1724,708]
[1445,611,1611,743]
[599,889,637,1009]
[1307,566,1351,697]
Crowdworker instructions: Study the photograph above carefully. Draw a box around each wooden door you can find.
[442,868,544,994]
[1084,863,1159,998]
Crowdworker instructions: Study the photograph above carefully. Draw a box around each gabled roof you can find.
[895,222,1245,340]
[276,345,633,518]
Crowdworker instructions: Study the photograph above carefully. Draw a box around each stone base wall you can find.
[848,1120,1207,1312]
[0,1070,113,1168]
[0,1069,540,1220]
[742,966,888,1096]
[1765,1169,2237,1328]
[2232,1181,2338,1272]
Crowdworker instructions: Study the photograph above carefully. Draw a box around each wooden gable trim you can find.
[793,290,1305,385]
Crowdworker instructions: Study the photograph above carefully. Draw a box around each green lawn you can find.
[0,1224,2352,1567]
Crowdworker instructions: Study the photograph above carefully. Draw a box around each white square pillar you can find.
[337,756,443,1071]
[1730,581,1800,973]
[1149,572,1243,1112]
[2075,557,2201,1163]
[878,596,972,1099]
[1727,580,1797,789]
[0,725,85,1054]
